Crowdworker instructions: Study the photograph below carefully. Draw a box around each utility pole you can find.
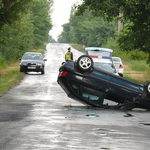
[118,12,123,31]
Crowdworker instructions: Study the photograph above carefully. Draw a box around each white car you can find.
[85,47,113,58]
[93,58,119,76]
[112,57,124,77]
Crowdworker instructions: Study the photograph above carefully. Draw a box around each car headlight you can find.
[20,62,27,66]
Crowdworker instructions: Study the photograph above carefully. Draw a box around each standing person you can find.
[65,47,73,61]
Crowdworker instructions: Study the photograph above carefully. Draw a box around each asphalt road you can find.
[0,43,150,150]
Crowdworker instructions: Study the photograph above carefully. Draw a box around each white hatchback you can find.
[85,47,113,58]
[112,57,124,77]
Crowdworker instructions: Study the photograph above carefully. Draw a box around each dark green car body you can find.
[58,60,150,109]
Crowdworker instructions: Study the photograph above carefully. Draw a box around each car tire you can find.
[20,68,23,72]
[118,73,123,77]
[41,69,45,74]
[76,55,93,72]
[145,82,150,98]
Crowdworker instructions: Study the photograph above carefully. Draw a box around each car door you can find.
[109,74,142,101]
[81,69,110,96]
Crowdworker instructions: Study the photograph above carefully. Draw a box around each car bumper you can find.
[20,66,43,72]
[135,95,150,109]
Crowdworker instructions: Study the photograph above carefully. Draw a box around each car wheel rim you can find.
[79,57,92,69]
[148,84,150,93]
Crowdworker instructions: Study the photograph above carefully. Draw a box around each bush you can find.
[130,50,148,60]
[0,53,6,69]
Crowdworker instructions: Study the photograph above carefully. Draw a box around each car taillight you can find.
[60,71,68,77]
[119,64,123,68]
[90,55,98,58]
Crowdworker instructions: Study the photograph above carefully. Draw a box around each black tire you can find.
[61,62,65,65]
[20,67,23,72]
[76,55,93,72]
[118,73,123,77]
[41,69,45,74]
[145,82,150,98]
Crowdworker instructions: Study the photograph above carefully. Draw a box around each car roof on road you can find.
[85,47,113,53]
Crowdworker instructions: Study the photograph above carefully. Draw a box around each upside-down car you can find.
[57,55,150,110]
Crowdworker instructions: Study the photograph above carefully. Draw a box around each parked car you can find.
[20,52,47,74]
[112,57,124,77]
[85,47,113,58]
[93,58,119,76]
[57,55,150,110]
[85,47,119,75]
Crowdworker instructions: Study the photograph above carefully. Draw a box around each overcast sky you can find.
[49,0,82,41]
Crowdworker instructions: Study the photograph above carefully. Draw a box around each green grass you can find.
[0,67,24,96]
[31,48,45,54]
[123,74,147,84]
[128,60,150,72]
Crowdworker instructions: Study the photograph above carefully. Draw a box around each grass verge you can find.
[0,62,25,97]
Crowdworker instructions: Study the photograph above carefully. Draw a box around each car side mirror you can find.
[44,58,47,61]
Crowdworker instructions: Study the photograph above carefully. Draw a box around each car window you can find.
[22,54,32,60]
[87,51,111,57]
[22,54,42,60]
[33,54,42,60]
[93,62,101,68]
[71,84,80,95]
[82,93,99,101]
[71,83,100,101]
[112,58,121,62]
[101,64,116,73]
[94,62,117,73]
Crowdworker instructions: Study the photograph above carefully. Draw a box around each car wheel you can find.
[41,69,45,74]
[145,82,150,98]
[76,55,93,72]
[118,73,123,77]
[20,68,23,72]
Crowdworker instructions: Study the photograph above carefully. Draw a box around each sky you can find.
[49,0,82,41]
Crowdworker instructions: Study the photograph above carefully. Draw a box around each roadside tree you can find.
[58,7,116,47]
[76,0,150,62]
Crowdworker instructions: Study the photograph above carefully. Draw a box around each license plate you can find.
[28,66,36,69]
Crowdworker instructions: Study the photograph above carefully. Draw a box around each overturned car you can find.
[57,55,150,110]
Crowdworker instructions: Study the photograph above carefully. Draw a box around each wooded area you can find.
[58,8,117,47]
[0,0,53,69]
[59,0,150,63]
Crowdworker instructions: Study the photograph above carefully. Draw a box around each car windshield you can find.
[87,50,111,57]
[22,54,42,60]
[112,57,121,62]
[94,62,117,73]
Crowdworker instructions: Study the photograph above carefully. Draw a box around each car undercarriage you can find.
[58,55,150,110]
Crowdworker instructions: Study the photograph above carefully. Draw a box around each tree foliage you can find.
[31,0,53,47]
[0,0,53,67]
[77,0,150,62]
[0,0,32,28]
[58,8,117,47]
